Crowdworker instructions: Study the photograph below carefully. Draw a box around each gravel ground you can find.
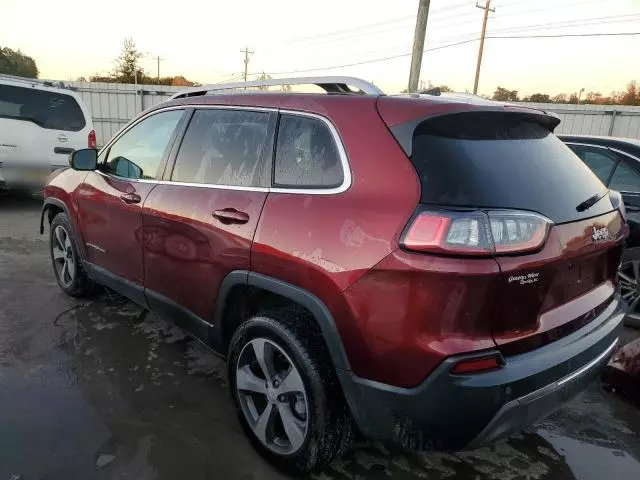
[1,194,639,480]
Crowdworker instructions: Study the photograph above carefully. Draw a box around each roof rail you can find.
[0,73,71,90]
[170,76,384,99]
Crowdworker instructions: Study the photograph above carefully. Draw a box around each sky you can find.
[2,0,639,96]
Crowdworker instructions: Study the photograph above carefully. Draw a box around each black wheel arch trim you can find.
[40,197,69,234]
[214,270,351,371]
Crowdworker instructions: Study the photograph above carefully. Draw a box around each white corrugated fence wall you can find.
[64,81,640,146]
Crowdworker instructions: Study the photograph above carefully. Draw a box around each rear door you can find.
[406,112,625,354]
[0,83,89,175]
[77,108,185,304]
[142,107,275,334]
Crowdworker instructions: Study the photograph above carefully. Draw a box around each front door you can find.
[77,109,185,303]
[142,107,275,339]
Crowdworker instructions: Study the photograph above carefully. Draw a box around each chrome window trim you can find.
[96,105,352,195]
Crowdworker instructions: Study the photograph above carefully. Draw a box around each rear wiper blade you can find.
[576,191,607,212]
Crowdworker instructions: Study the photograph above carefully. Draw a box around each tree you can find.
[113,38,144,83]
[552,93,567,103]
[568,93,579,104]
[618,81,639,106]
[438,85,453,93]
[256,72,271,91]
[525,93,551,103]
[492,87,519,102]
[0,46,38,78]
[583,92,603,104]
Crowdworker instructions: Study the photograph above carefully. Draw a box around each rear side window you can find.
[568,145,618,184]
[172,109,270,187]
[274,114,343,188]
[610,162,640,192]
[411,112,611,224]
[0,84,85,131]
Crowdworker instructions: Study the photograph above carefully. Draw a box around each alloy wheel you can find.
[236,338,309,455]
[619,259,640,321]
[52,225,75,288]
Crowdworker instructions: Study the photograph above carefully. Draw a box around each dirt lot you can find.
[1,194,640,480]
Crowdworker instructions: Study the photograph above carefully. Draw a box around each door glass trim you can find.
[96,104,352,195]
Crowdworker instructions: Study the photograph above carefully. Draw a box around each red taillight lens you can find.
[88,129,97,149]
[402,209,552,256]
[451,355,502,374]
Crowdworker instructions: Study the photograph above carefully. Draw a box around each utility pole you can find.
[153,55,164,84]
[408,0,431,93]
[473,0,495,95]
[241,47,254,83]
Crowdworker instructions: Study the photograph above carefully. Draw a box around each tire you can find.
[228,308,354,474]
[49,212,93,297]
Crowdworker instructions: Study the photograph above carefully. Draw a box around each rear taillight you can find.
[402,209,552,256]
[609,189,627,221]
[88,129,97,149]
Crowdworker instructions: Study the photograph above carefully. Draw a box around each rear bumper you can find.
[338,294,625,450]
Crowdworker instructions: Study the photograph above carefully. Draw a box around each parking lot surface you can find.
[1,194,640,480]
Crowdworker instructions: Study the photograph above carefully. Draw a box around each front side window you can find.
[568,145,617,184]
[103,110,183,180]
[0,84,85,131]
[610,161,640,193]
[274,114,343,188]
[171,109,270,187]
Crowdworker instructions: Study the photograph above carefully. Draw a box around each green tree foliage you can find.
[88,38,195,86]
[0,46,38,78]
[523,93,551,103]
[113,37,144,83]
[492,87,519,102]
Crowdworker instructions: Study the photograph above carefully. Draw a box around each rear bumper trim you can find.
[467,337,618,449]
[557,338,618,387]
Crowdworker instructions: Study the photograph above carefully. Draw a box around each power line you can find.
[252,31,640,77]
[487,31,640,39]
[288,1,477,44]
[252,38,480,76]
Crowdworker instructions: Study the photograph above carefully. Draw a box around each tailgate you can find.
[492,210,625,355]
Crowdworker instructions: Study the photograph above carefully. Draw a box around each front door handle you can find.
[212,208,250,225]
[120,192,141,204]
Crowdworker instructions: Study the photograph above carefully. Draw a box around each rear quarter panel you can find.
[251,98,420,375]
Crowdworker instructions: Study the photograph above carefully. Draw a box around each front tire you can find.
[228,308,353,474]
[49,213,93,297]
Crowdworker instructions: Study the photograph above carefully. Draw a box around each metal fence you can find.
[64,81,640,146]
[519,102,640,138]
[66,81,182,146]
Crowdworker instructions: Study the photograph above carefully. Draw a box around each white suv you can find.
[0,74,95,193]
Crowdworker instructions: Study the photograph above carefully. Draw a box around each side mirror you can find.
[70,149,98,171]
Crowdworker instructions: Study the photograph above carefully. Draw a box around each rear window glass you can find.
[0,84,86,131]
[411,113,611,224]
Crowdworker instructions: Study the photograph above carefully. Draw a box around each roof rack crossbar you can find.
[170,76,384,99]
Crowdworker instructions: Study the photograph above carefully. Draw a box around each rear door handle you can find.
[120,192,141,204]
[212,208,250,224]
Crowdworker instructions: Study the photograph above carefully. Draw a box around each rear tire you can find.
[49,212,93,297]
[227,308,353,474]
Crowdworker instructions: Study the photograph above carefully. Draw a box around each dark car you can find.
[560,135,640,327]
[40,77,627,473]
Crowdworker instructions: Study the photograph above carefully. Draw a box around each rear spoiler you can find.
[376,98,560,157]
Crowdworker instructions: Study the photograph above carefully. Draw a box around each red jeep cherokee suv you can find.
[41,77,627,473]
